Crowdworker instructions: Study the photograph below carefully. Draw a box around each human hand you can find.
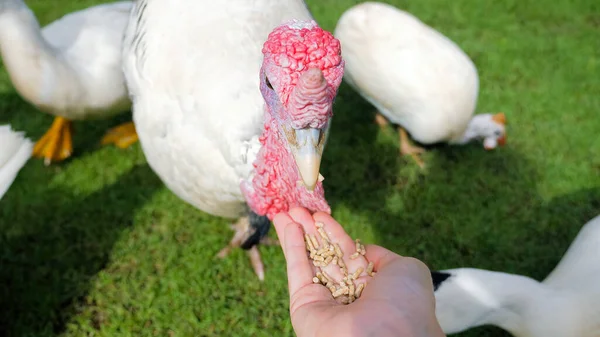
[273,207,445,337]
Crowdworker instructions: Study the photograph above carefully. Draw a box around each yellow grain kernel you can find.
[310,235,320,250]
[355,283,365,297]
[317,228,330,243]
[352,267,364,280]
[321,271,333,283]
[334,243,343,257]
[366,262,374,276]
[323,249,335,257]
[332,287,347,298]
[304,234,313,251]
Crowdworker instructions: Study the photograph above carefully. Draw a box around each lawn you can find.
[1,0,599,336]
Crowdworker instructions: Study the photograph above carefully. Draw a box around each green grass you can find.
[1,0,599,336]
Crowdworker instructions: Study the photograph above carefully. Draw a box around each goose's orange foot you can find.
[101,121,139,149]
[32,116,73,166]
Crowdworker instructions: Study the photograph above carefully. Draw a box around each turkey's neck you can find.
[0,6,78,110]
[241,111,330,220]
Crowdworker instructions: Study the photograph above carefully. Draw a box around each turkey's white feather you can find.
[0,1,132,119]
[123,0,312,218]
[0,125,33,200]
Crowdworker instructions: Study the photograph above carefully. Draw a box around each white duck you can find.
[432,214,600,337]
[334,2,506,167]
[0,124,33,200]
[122,0,344,280]
[0,0,137,165]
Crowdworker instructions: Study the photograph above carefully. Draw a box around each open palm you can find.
[273,207,445,337]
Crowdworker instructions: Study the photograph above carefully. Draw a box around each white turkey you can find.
[0,0,136,165]
[334,1,506,167]
[122,0,344,280]
[432,214,600,337]
[0,124,33,200]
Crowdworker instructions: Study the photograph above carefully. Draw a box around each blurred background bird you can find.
[0,0,136,165]
[432,214,600,337]
[334,1,506,168]
[0,124,32,200]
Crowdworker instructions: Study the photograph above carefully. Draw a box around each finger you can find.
[312,212,370,281]
[273,212,295,258]
[363,244,403,272]
[282,221,316,296]
[288,207,315,228]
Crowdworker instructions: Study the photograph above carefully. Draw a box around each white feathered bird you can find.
[334,2,507,167]
[0,0,136,165]
[122,0,344,280]
[0,124,33,200]
[432,214,600,337]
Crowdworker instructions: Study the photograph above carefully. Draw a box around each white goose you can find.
[0,124,33,200]
[0,0,137,165]
[432,214,600,337]
[122,0,344,280]
[334,2,506,167]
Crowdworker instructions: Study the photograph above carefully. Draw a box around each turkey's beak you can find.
[291,127,324,191]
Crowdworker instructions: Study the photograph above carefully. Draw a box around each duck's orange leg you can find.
[100,121,139,149]
[32,116,73,165]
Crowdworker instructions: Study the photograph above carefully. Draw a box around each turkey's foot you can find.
[32,116,73,166]
[399,127,425,168]
[216,216,276,281]
[100,121,139,149]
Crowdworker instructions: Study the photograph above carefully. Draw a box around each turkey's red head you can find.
[241,20,344,220]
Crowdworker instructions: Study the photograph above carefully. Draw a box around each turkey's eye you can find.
[265,77,273,90]
[494,130,502,136]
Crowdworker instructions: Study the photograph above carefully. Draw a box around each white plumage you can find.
[334,2,506,167]
[0,124,33,200]
[0,0,136,164]
[433,215,600,337]
[122,0,344,280]
[123,0,312,218]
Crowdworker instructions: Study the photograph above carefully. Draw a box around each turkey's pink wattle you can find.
[241,113,330,220]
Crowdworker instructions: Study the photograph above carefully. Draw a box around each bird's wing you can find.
[38,1,133,105]
[124,0,312,180]
[0,125,33,200]
[41,1,132,53]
